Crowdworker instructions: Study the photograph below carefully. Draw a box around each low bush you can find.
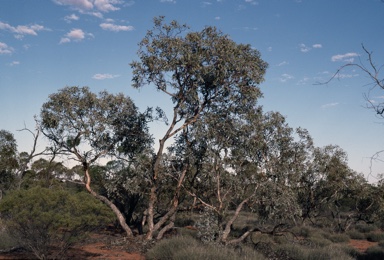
[366,232,384,242]
[347,229,366,240]
[328,233,350,243]
[0,221,18,251]
[355,223,378,233]
[275,243,355,260]
[146,235,267,260]
[361,245,384,260]
[0,187,115,259]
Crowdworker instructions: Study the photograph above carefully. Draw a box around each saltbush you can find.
[0,186,115,259]
[366,232,384,242]
[146,235,267,260]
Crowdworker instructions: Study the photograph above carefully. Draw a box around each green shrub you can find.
[366,232,384,242]
[146,235,267,260]
[355,223,377,233]
[347,229,366,240]
[0,187,114,259]
[0,220,18,250]
[328,233,350,243]
[308,236,332,247]
[146,236,199,260]
[363,246,384,260]
[275,243,308,260]
[310,245,354,260]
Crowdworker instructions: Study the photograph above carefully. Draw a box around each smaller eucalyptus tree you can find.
[40,86,152,236]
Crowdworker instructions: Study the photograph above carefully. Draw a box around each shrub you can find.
[355,223,377,233]
[275,243,308,260]
[366,232,384,242]
[310,245,354,260]
[347,229,366,240]
[362,246,384,260]
[0,220,18,251]
[328,233,350,243]
[146,236,199,260]
[308,236,332,247]
[146,235,267,260]
[0,187,114,259]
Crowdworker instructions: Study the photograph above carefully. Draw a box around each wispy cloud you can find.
[331,52,359,62]
[160,0,176,3]
[277,61,289,66]
[53,0,124,18]
[100,23,134,32]
[279,73,294,82]
[0,42,14,54]
[321,102,339,109]
[9,61,20,66]
[59,28,94,44]
[0,21,48,39]
[335,73,359,79]
[245,0,258,5]
[92,73,120,80]
[64,13,79,23]
[299,43,322,53]
[299,43,311,53]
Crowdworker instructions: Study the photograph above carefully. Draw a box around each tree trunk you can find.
[84,167,133,237]
[221,198,249,242]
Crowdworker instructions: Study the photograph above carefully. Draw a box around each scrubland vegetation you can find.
[1,17,384,259]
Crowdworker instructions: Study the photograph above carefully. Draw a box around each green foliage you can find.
[0,187,114,259]
[362,246,384,260]
[366,232,384,242]
[275,243,355,260]
[0,130,18,194]
[0,220,18,250]
[347,229,366,240]
[40,86,152,161]
[146,235,266,260]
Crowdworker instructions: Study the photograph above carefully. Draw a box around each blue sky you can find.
[1,0,383,180]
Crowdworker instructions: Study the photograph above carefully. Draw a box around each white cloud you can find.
[60,28,93,44]
[279,73,294,82]
[64,13,79,22]
[53,0,123,17]
[297,77,310,85]
[321,102,339,109]
[92,73,120,80]
[245,0,258,5]
[215,16,221,20]
[9,61,20,66]
[0,21,47,39]
[94,0,122,12]
[312,43,322,48]
[160,0,176,3]
[277,61,288,66]
[54,0,93,10]
[100,23,134,32]
[0,42,14,54]
[267,46,272,52]
[331,52,359,62]
[299,43,310,53]
[202,1,212,7]
[336,73,359,79]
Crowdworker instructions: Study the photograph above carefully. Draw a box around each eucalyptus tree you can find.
[173,109,303,244]
[0,130,18,198]
[40,86,152,236]
[130,16,268,239]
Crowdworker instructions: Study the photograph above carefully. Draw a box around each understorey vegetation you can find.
[1,17,383,259]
